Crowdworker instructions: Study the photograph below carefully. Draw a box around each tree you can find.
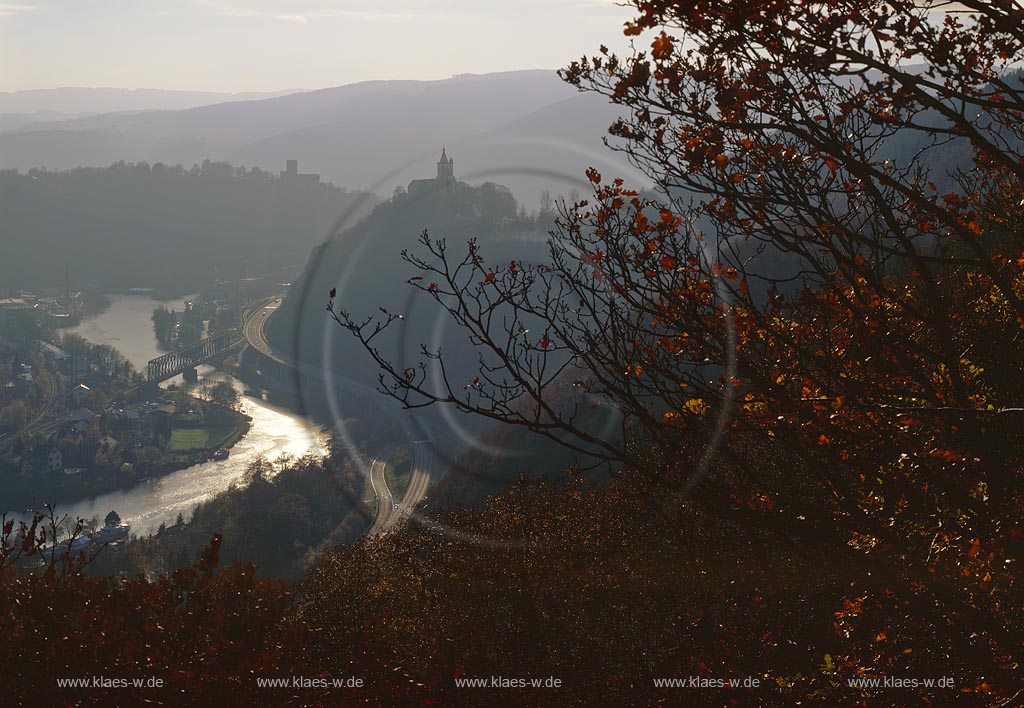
[152,306,177,346]
[104,510,121,527]
[177,318,203,346]
[539,189,554,214]
[208,380,240,411]
[80,388,109,413]
[61,332,91,375]
[0,401,28,430]
[332,1,1024,701]
[138,446,162,468]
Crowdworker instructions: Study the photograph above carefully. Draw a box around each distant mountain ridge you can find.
[0,87,305,115]
[0,71,644,208]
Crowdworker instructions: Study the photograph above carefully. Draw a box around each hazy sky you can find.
[0,0,634,92]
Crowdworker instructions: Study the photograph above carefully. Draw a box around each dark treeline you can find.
[0,161,377,294]
[87,434,371,582]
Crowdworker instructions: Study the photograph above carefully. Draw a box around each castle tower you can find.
[437,146,454,181]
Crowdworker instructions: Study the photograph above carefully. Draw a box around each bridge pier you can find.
[183,367,198,384]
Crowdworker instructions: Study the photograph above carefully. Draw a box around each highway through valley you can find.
[241,296,437,535]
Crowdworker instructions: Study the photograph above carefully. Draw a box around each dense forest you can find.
[269,178,558,400]
[0,161,376,293]
[86,445,369,582]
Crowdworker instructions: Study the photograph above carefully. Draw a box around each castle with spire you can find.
[408,147,457,194]
[436,146,454,180]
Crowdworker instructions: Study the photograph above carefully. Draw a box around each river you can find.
[15,294,326,535]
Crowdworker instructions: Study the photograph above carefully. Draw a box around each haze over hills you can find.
[0,87,305,116]
[0,161,377,294]
[270,178,551,379]
[0,71,643,207]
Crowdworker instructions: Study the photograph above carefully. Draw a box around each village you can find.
[0,294,249,509]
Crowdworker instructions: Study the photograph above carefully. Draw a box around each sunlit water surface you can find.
[8,295,325,535]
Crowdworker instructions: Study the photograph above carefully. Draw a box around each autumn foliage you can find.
[3,1,1024,706]
[333,0,1024,704]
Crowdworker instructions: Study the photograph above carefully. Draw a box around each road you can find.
[242,295,438,535]
[242,297,284,363]
[365,446,397,535]
[364,442,435,536]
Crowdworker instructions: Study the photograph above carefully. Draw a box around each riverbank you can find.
[5,294,326,536]
[141,406,252,478]
[3,404,252,511]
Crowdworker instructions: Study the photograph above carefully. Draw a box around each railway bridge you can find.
[146,330,242,384]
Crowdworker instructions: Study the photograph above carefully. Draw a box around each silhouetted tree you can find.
[332,1,1024,701]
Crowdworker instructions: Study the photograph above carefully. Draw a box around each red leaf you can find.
[652,33,674,61]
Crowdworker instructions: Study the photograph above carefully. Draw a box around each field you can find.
[168,424,243,452]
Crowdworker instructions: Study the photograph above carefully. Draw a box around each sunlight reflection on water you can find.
[8,296,325,536]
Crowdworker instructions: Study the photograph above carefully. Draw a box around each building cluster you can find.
[1,391,180,480]
[0,290,82,334]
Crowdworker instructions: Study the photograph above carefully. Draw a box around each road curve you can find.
[242,297,285,364]
[366,445,398,535]
[242,296,438,535]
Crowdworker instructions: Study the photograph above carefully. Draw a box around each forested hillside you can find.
[0,161,376,293]
[269,179,554,389]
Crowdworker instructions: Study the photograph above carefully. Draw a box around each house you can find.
[40,341,88,374]
[69,407,96,424]
[148,404,177,420]
[71,383,91,405]
[0,298,35,335]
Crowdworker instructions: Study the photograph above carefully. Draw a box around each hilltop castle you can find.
[280,159,320,185]
[408,147,457,194]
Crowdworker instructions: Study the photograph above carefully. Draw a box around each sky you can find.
[0,0,634,93]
